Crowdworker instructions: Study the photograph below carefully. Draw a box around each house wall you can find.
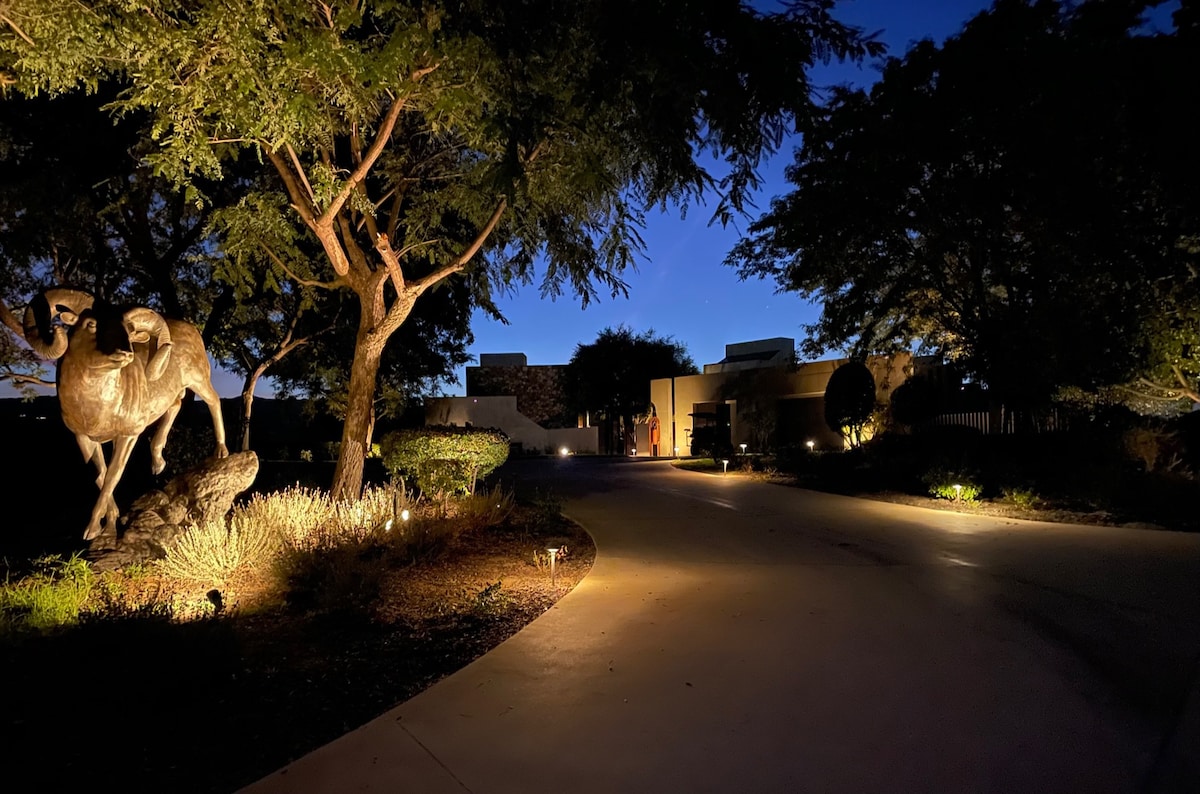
[648,352,913,455]
[424,396,599,454]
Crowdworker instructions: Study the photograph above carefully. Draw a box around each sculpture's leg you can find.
[76,435,106,489]
[191,381,229,459]
[85,436,136,541]
[149,393,184,475]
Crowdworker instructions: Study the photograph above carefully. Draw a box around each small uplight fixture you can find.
[952,484,962,501]
[806,440,815,452]
[739,443,748,455]
[559,446,570,457]
[721,458,730,475]
[546,546,561,587]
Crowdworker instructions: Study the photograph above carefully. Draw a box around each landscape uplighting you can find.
[547,546,560,588]
[401,508,411,522]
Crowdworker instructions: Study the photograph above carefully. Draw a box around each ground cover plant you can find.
[0,471,592,794]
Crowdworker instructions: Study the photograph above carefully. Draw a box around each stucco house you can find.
[646,338,913,456]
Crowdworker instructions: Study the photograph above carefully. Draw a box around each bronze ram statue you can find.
[22,287,228,540]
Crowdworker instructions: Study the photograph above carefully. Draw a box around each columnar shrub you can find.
[379,427,510,496]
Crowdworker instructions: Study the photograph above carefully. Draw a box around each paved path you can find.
[241,459,1200,793]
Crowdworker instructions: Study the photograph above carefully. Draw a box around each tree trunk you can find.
[331,325,385,501]
[239,368,266,452]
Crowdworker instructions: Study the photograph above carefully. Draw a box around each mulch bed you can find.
[0,508,594,794]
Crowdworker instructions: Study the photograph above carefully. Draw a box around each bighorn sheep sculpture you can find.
[22,287,229,540]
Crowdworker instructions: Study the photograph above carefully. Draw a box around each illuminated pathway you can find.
[242,458,1200,793]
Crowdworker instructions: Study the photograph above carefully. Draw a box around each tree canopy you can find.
[727,0,1199,414]
[3,0,882,496]
[563,326,698,450]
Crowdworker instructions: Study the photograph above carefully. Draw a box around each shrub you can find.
[824,362,877,447]
[156,516,277,589]
[455,485,516,533]
[379,426,510,497]
[922,469,983,502]
[1001,486,1042,509]
[0,554,95,635]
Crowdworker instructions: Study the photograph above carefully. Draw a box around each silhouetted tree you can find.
[564,326,698,454]
[824,361,875,447]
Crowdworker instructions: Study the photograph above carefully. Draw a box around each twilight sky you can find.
[446,0,1001,392]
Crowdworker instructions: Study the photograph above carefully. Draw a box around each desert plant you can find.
[0,554,95,635]
[156,516,277,589]
[235,486,335,549]
[456,486,516,533]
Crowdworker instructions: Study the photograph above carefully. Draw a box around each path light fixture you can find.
[806,440,815,452]
[721,458,729,475]
[739,443,747,455]
[631,447,637,457]
[953,484,962,501]
[546,546,560,588]
[560,446,570,457]
[673,446,679,457]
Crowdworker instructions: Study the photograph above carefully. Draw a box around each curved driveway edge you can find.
[240,459,1200,794]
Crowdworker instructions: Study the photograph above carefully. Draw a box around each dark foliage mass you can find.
[823,360,876,446]
[728,0,1200,414]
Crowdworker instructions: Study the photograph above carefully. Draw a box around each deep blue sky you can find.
[447,0,998,390]
[12,1,1177,400]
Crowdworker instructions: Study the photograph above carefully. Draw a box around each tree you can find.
[716,351,799,452]
[823,360,875,447]
[563,326,698,454]
[726,0,1199,413]
[3,0,880,498]
[0,90,232,391]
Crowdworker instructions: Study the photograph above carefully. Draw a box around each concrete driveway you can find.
[240,458,1200,794]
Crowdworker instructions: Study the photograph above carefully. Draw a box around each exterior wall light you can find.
[547,547,560,588]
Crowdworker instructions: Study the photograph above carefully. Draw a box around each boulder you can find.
[89,451,259,571]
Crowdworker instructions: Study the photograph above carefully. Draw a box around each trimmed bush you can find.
[379,426,510,496]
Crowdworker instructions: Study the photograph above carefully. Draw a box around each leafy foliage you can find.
[0,554,94,635]
[2,0,882,499]
[727,0,1200,411]
[824,361,876,447]
[379,426,510,496]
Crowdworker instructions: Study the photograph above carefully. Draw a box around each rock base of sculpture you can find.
[89,451,259,571]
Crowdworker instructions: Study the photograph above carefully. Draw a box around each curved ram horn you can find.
[123,307,173,381]
[21,288,95,359]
